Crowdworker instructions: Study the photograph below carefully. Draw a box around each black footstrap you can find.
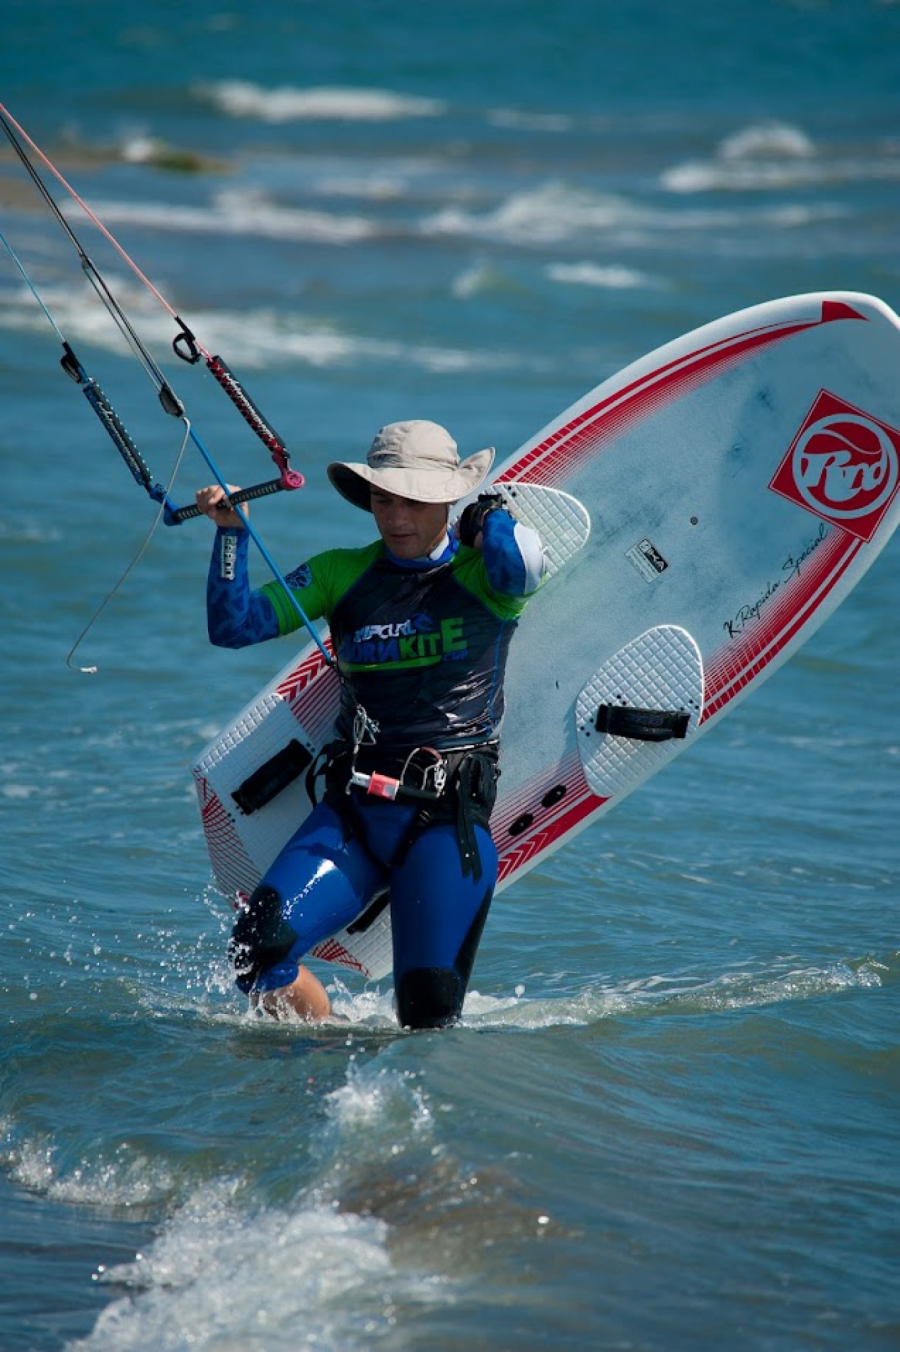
[594,704,690,743]
[232,738,313,815]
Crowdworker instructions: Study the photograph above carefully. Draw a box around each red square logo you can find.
[769,390,900,542]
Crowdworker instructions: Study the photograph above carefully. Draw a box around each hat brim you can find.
[327,447,494,512]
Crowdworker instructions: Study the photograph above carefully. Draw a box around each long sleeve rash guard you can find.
[207,509,544,749]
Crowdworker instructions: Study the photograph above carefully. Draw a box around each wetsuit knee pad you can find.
[229,885,297,993]
[395,967,464,1030]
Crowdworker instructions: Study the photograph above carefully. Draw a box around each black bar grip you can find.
[167,476,287,525]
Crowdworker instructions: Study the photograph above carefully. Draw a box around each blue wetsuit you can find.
[207,510,543,1027]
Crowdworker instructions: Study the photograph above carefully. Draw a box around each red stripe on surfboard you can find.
[702,529,861,719]
[275,641,341,737]
[310,937,367,974]
[284,683,339,742]
[494,537,862,878]
[197,776,260,898]
[497,307,862,490]
[276,640,333,705]
[490,751,586,841]
[496,786,607,882]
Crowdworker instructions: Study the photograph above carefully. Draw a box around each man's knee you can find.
[395,967,463,1030]
[229,885,297,992]
[393,884,493,1029]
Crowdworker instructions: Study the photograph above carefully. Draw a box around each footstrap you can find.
[594,703,690,742]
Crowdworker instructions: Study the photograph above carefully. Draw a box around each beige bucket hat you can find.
[328,420,494,512]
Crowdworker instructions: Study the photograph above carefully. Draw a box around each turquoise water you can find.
[1,2,899,1348]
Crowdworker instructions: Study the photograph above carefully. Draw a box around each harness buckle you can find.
[347,749,447,804]
[350,769,401,800]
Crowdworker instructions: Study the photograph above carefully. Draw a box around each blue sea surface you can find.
[1,2,899,1348]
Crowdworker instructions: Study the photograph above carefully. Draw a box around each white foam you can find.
[2,1128,176,1209]
[329,982,397,1027]
[0,276,527,375]
[197,80,445,123]
[93,188,378,245]
[0,272,161,347]
[546,261,662,290]
[151,951,882,1039]
[452,958,885,1029]
[311,171,407,201]
[185,307,528,375]
[664,159,813,193]
[720,122,816,161]
[2,783,42,799]
[461,985,638,1028]
[422,182,639,245]
[119,134,160,165]
[78,1186,427,1351]
[663,120,900,193]
[324,1061,434,1139]
[0,519,62,544]
[687,960,884,1011]
[421,181,770,246]
[68,1065,452,1350]
[451,261,499,298]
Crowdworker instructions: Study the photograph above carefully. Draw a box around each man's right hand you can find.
[196,484,247,530]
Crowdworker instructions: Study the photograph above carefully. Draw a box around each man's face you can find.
[370,489,450,560]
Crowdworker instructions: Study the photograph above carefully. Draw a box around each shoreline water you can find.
[2,2,899,1347]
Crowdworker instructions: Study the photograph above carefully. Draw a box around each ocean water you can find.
[1,1,899,1348]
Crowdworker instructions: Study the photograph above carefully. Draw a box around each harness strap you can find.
[321,741,499,879]
[453,753,487,880]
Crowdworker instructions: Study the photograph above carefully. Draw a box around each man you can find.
[197,420,544,1029]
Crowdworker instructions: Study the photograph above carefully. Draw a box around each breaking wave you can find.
[663,119,900,193]
[196,80,446,123]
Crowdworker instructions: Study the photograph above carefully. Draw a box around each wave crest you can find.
[196,80,445,123]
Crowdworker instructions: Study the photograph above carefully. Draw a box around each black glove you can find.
[458,493,505,547]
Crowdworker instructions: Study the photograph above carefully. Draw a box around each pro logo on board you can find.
[770,390,900,542]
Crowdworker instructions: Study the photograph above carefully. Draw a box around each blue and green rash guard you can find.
[207,509,544,751]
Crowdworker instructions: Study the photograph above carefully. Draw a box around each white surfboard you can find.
[193,291,900,980]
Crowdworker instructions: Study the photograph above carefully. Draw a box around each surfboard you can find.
[193,291,900,980]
